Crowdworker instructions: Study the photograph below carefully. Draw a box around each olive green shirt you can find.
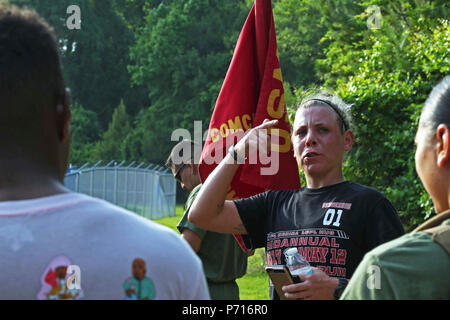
[177,184,247,299]
[341,215,450,300]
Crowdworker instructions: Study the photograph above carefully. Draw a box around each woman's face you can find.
[292,106,353,186]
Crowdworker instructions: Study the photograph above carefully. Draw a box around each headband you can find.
[303,98,349,131]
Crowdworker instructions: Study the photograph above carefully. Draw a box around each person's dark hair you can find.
[297,91,352,134]
[0,5,65,143]
[420,76,450,139]
[165,140,202,171]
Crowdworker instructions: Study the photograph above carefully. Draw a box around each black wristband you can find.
[228,145,246,164]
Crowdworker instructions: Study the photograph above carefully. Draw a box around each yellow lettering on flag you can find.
[242,114,252,130]
[228,116,244,133]
[273,68,282,82]
[220,123,229,138]
[269,128,291,153]
[267,89,285,119]
[210,128,220,142]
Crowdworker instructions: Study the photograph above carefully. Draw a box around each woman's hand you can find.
[281,268,339,300]
[234,119,278,160]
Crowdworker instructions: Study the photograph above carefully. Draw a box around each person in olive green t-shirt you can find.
[340,216,450,300]
[341,76,450,300]
[166,140,247,300]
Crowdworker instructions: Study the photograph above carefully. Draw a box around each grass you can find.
[236,249,270,300]
[152,205,270,300]
[153,205,184,233]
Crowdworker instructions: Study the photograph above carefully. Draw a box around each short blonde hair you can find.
[297,91,353,133]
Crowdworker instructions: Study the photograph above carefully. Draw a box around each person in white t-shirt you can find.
[0,5,209,300]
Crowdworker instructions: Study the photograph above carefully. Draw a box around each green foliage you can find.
[315,0,370,87]
[122,106,173,164]
[93,100,132,161]
[338,19,450,230]
[128,0,250,164]
[113,0,158,32]
[273,0,328,87]
[69,102,101,165]
[10,0,149,129]
[318,0,449,88]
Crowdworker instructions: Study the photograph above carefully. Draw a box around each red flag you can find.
[199,0,301,252]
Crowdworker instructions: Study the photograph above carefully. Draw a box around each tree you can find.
[128,0,250,164]
[317,0,449,88]
[113,0,161,33]
[10,0,149,128]
[273,0,328,88]
[337,19,450,230]
[69,102,101,165]
[94,100,131,161]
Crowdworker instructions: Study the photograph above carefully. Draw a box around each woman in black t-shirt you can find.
[189,92,404,300]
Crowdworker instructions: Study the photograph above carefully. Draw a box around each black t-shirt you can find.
[233,181,405,300]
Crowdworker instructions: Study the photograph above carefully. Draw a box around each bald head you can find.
[420,76,450,141]
[132,258,146,280]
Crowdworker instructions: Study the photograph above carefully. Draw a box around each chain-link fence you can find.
[64,161,176,220]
